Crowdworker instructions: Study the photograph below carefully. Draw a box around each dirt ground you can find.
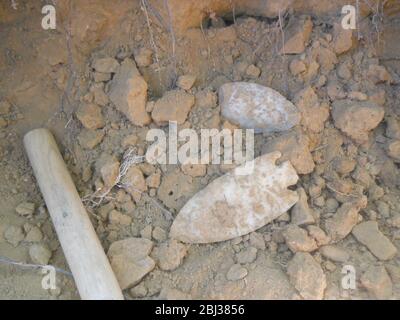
[1,0,400,300]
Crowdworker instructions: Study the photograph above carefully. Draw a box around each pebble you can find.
[282,224,318,252]
[290,188,315,226]
[226,264,248,281]
[15,202,35,217]
[319,245,350,262]
[361,265,392,299]
[4,225,24,247]
[29,244,52,265]
[236,247,258,264]
[352,221,397,261]
[151,240,187,271]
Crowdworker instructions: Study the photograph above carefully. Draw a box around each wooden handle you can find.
[24,128,123,300]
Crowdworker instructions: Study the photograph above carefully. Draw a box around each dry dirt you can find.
[0,0,400,300]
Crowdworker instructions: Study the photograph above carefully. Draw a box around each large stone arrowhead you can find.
[170,151,299,243]
[219,82,300,133]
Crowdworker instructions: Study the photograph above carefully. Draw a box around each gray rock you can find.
[29,244,52,265]
[15,202,35,217]
[4,225,24,247]
[319,245,350,262]
[361,265,392,299]
[226,264,248,281]
[291,188,315,226]
[352,221,397,261]
[219,82,300,133]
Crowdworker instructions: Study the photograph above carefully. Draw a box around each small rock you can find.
[134,48,153,67]
[177,74,196,90]
[249,232,266,250]
[0,100,11,115]
[93,72,111,83]
[107,237,155,290]
[352,221,397,261]
[108,209,132,226]
[332,157,356,175]
[262,130,315,174]
[236,247,257,264]
[316,47,338,73]
[152,227,167,242]
[130,283,148,298]
[29,244,52,265]
[219,82,300,133]
[151,240,187,271]
[386,140,400,162]
[151,90,195,125]
[386,117,400,140]
[146,172,161,188]
[25,226,43,242]
[291,188,315,226]
[100,156,120,187]
[319,245,349,262]
[332,100,384,144]
[16,202,35,217]
[289,59,306,76]
[361,265,392,299]
[226,264,248,281]
[245,64,261,78]
[325,198,339,213]
[121,167,147,202]
[367,65,392,84]
[307,226,330,246]
[282,225,318,252]
[332,23,354,54]
[324,200,365,242]
[108,58,150,126]
[140,225,153,240]
[4,225,24,247]
[76,103,105,130]
[92,57,119,73]
[78,129,104,149]
[282,16,313,54]
[293,86,329,133]
[287,252,326,300]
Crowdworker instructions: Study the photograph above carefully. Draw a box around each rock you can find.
[324,200,365,242]
[262,130,315,174]
[332,157,356,175]
[282,225,318,252]
[226,264,248,281]
[25,226,43,242]
[76,103,105,130]
[91,84,109,106]
[92,57,119,73]
[332,23,354,54]
[151,240,187,271]
[0,100,11,114]
[386,140,400,161]
[121,166,147,202]
[289,59,306,76]
[386,117,400,140]
[93,72,111,83]
[361,265,392,299]
[108,58,150,126]
[332,100,384,143]
[291,188,315,226]
[352,221,397,261]
[29,244,52,265]
[294,86,329,133]
[337,62,352,80]
[177,74,196,90]
[100,156,120,187]
[15,202,35,217]
[107,237,155,289]
[307,226,330,246]
[319,245,349,262]
[78,129,105,149]
[219,82,300,133]
[140,225,153,240]
[287,252,326,300]
[152,227,167,242]
[367,65,392,84]
[130,283,148,298]
[4,225,24,247]
[109,209,132,226]
[316,47,338,73]
[236,247,257,264]
[348,91,367,101]
[134,48,153,67]
[282,16,313,54]
[249,232,266,250]
[170,151,299,243]
[245,64,261,78]
[151,89,195,125]
[146,172,161,188]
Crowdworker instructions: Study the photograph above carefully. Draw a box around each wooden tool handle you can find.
[24,128,123,300]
